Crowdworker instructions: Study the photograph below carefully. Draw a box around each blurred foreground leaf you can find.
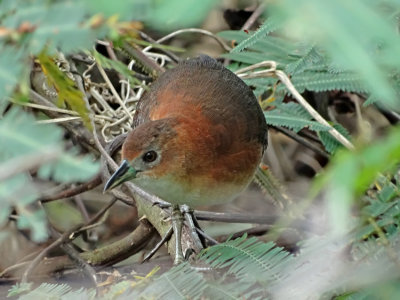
[0,108,99,241]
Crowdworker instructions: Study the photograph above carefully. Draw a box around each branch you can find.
[273,126,330,159]
[39,173,102,203]
[3,220,155,279]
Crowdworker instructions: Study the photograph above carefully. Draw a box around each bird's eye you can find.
[142,150,157,163]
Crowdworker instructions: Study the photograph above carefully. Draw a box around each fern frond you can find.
[243,77,278,90]
[291,71,368,93]
[7,282,32,297]
[222,51,291,66]
[19,283,71,299]
[231,17,281,53]
[264,110,330,132]
[219,30,295,56]
[318,123,351,154]
[254,165,290,209]
[203,280,265,300]
[125,263,207,299]
[277,102,312,119]
[363,94,379,106]
[18,283,94,300]
[286,45,324,75]
[200,235,293,284]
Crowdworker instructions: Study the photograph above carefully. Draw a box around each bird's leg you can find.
[180,204,204,251]
[171,204,184,264]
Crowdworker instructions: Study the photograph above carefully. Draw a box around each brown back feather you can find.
[132,55,268,156]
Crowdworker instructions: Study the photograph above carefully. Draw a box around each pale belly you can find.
[133,174,253,207]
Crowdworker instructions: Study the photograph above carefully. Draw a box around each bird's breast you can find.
[134,170,255,207]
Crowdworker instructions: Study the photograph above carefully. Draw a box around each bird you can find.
[104,55,268,262]
[104,55,267,204]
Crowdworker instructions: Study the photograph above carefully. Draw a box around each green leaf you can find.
[126,263,208,299]
[37,51,92,130]
[271,0,400,107]
[18,283,74,300]
[222,49,292,66]
[0,175,36,224]
[263,102,331,133]
[85,0,144,20]
[3,1,98,53]
[219,30,295,56]
[0,174,48,242]
[286,44,324,75]
[93,51,145,89]
[0,107,62,156]
[0,47,23,101]
[264,110,330,133]
[149,0,216,31]
[291,71,367,94]
[200,235,293,284]
[313,126,400,235]
[38,151,99,183]
[7,282,32,297]
[319,123,351,154]
[0,107,99,183]
[231,16,282,53]
[44,201,85,232]
[17,209,48,242]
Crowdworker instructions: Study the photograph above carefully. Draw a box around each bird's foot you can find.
[143,204,206,264]
[152,200,171,209]
[180,205,204,251]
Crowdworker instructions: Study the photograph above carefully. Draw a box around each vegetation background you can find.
[1,0,400,299]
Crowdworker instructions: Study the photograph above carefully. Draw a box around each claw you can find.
[152,201,171,209]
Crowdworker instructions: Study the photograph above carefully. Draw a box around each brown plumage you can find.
[107,55,268,207]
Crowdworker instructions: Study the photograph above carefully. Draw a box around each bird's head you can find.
[103,118,182,192]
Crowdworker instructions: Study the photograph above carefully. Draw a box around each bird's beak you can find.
[103,160,137,192]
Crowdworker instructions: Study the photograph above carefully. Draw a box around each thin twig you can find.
[276,69,355,150]
[143,28,232,52]
[21,224,82,283]
[39,174,102,203]
[194,211,277,224]
[273,126,330,158]
[299,130,322,144]
[235,62,355,150]
[36,116,81,124]
[139,31,180,64]
[86,198,118,226]
[195,228,218,246]
[29,89,97,153]
[142,226,173,263]
[59,241,98,288]
[70,61,135,207]
[17,102,79,115]
[218,224,273,241]
[122,41,165,77]
[241,3,266,30]
[96,62,133,122]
